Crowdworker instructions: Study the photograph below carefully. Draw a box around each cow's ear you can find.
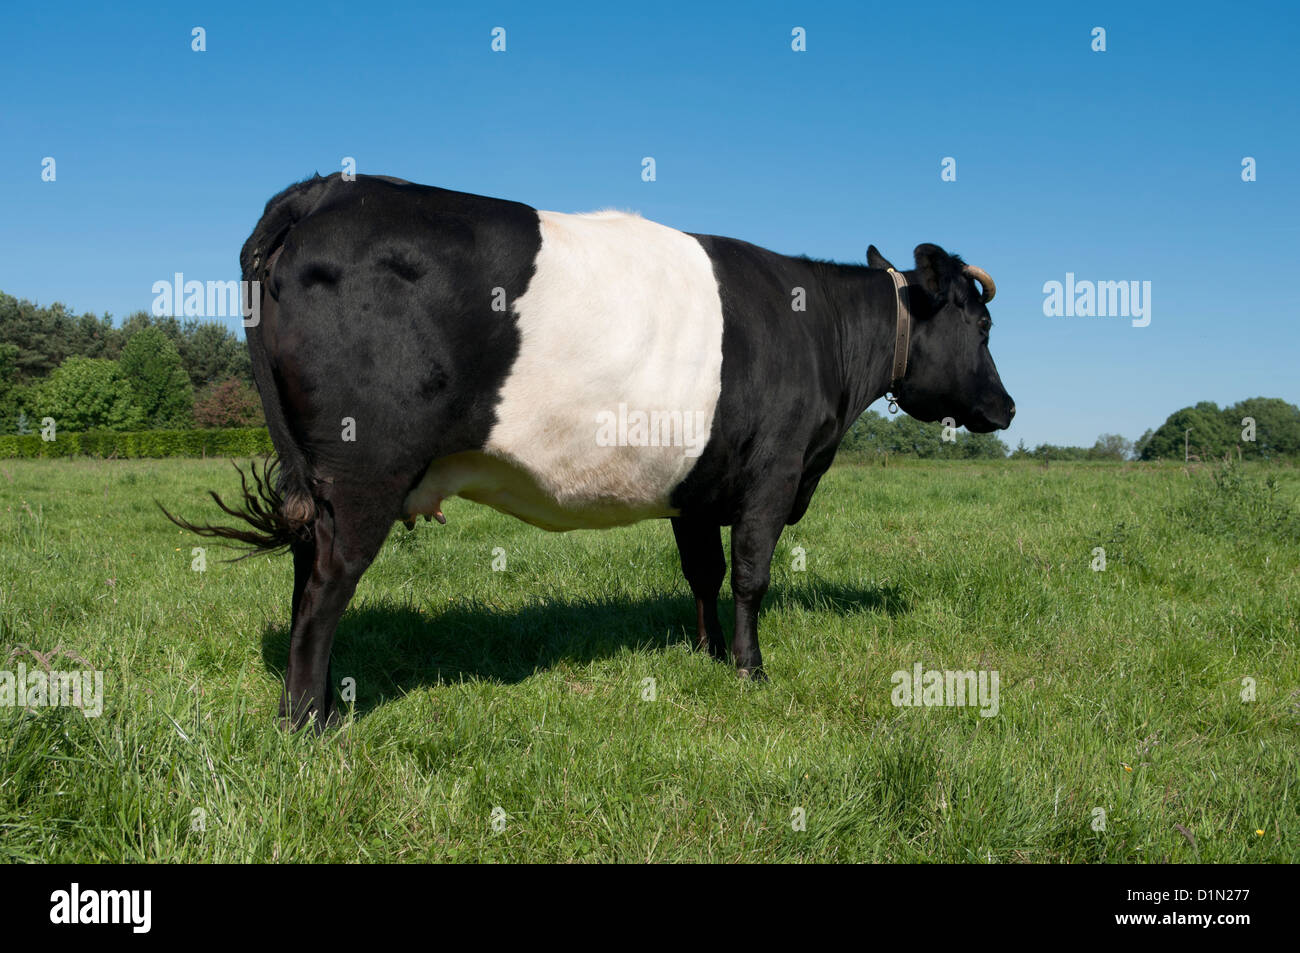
[866,245,895,271]
[913,243,955,298]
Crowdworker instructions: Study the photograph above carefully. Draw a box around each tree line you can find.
[1134,398,1300,461]
[3,291,1297,458]
[827,398,1300,463]
[0,292,263,433]
[841,411,1011,459]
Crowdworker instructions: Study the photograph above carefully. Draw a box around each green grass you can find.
[1,455,1297,862]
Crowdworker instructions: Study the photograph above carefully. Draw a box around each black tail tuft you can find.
[158,457,315,559]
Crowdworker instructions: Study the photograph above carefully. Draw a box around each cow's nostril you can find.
[1008,404,1016,419]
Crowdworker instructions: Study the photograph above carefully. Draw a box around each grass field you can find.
[1,455,1297,862]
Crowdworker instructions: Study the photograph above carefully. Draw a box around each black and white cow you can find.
[171,173,1014,729]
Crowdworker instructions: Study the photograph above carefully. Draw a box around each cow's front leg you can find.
[670,516,727,660]
[729,506,790,681]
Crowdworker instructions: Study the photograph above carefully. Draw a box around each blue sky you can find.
[2,0,1296,448]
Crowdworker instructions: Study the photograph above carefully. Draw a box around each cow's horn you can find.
[963,265,996,303]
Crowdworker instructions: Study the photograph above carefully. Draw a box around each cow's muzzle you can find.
[966,396,1015,433]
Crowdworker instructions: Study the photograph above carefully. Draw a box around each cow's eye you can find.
[978,316,991,333]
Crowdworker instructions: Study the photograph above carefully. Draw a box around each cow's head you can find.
[867,243,1015,433]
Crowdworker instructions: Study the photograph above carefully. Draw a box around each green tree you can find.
[840,410,891,456]
[178,321,252,387]
[118,327,194,428]
[0,342,18,432]
[1225,397,1300,460]
[0,292,121,381]
[118,310,182,345]
[1029,443,1090,461]
[956,430,1010,458]
[31,357,145,432]
[1134,428,1154,459]
[1089,433,1134,460]
[1140,402,1236,461]
[840,410,1007,459]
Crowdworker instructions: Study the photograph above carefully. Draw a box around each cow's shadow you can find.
[258,579,909,717]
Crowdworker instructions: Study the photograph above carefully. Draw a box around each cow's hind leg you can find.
[289,532,315,632]
[670,516,727,660]
[281,487,393,731]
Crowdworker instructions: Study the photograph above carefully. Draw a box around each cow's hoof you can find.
[277,704,339,735]
[286,713,338,735]
[736,666,767,682]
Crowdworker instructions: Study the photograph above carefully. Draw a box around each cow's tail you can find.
[159,458,308,557]
[161,174,337,556]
